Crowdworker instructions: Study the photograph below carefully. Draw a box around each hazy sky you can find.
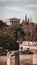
[0,0,37,23]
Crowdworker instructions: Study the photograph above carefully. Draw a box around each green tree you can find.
[0,28,19,51]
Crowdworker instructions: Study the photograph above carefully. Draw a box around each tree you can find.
[13,26,25,44]
[0,28,19,51]
[0,20,7,28]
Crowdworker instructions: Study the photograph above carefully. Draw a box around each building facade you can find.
[10,17,20,26]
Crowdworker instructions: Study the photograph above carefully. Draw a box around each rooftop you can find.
[10,17,20,20]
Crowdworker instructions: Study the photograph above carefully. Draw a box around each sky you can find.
[0,0,37,23]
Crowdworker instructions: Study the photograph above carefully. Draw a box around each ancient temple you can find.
[10,17,20,26]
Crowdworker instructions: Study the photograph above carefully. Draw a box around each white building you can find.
[19,41,37,52]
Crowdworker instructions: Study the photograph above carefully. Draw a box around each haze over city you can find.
[0,0,37,23]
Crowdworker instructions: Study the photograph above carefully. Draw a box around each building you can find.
[19,41,37,53]
[4,17,20,26]
[10,17,20,26]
